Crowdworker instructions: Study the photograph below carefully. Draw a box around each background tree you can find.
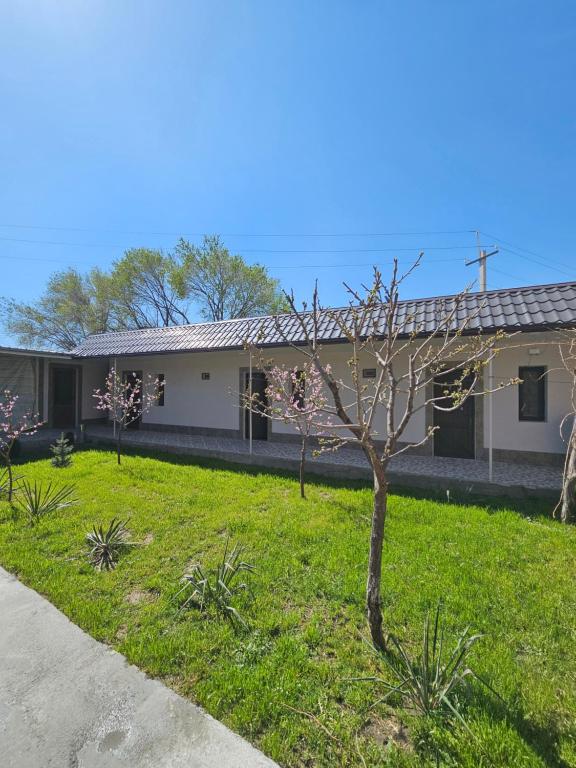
[256,260,513,650]
[172,235,288,321]
[0,390,43,500]
[1,268,113,350]
[107,248,190,329]
[2,237,285,350]
[92,368,158,465]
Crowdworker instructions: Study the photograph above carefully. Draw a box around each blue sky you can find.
[1,1,574,344]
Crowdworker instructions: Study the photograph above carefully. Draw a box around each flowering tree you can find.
[557,335,576,523]
[93,368,158,465]
[0,390,43,501]
[254,260,514,650]
[252,361,333,498]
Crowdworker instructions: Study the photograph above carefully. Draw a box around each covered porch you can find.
[83,424,562,498]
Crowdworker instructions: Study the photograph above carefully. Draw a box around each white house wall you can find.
[97,330,572,459]
[487,333,570,455]
[80,359,111,421]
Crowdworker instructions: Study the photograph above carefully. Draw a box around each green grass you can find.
[0,448,575,767]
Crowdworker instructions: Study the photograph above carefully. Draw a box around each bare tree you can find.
[252,259,513,650]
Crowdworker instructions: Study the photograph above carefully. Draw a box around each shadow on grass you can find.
[465,687,573,768]
[16,442,557,522]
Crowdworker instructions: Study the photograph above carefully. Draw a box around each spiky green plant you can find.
[0,467,9,500]
[176,540,255,629]
[15,479,77,526]
[86,518,133,571]
[354,603,498,732]
[50,432,74,468]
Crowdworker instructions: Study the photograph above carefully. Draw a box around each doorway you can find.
[50,366,77,429]
[244,371,268,440]
[122,370,143,430]
[433,369,475,459]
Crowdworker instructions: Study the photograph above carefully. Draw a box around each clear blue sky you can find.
[1,1,574,344]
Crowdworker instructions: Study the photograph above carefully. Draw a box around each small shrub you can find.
[15,479,77,526]
[86,518,133,571]
[176,540,255,629]
[354,603,497,732]
[50,432,74,468]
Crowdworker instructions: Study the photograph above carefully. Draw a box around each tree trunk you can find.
[117,427,122,466]
[366,462,388,651]
[560,421,576,523]
[299,435,307,499]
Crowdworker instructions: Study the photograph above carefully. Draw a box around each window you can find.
[156,374,165,406]
[362,368,377,379]
[292,370,305,408]
[519,366,546,421]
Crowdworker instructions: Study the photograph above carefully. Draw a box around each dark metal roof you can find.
[0,345,71,359]
[71,281,576,358]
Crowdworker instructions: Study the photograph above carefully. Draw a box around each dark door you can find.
[244,371,268,440]
[433,369,475,459]
[123,371,143,430]
[51,367,77,429]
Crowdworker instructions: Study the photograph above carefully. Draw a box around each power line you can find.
[0,235,484,253]
[0,223,476,238]
[0,253,469,268]
[498,246,574,278]
[479,230,574,273]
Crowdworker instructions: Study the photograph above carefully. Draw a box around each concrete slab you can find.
[0,567,278,768]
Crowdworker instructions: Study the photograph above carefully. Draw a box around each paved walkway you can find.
[0,567,277,768]
[84,425,562,496]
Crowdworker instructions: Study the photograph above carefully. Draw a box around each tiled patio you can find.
[78,425,562,497]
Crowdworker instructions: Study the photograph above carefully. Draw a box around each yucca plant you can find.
[15,479,77,526]
[176,540,255,629]
[0,467,9,500]
[86,518,133,571]
[354,603,498,732]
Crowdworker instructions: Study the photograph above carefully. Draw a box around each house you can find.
[2,281,575,466]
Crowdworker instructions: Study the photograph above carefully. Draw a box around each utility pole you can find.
[466,246,499,291]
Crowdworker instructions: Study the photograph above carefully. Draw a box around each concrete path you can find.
[0,567,278,768]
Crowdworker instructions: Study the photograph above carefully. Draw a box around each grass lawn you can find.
[1,448,575,767]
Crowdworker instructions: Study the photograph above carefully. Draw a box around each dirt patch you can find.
[115,624,128,641]
[142,532,154,545]
[125,588,157,605]
[363,714,411,751]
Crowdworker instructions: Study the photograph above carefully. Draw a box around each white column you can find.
[249,348,253,455]
[488,356,494,482]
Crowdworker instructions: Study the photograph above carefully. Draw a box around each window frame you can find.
[518,365,546,422]
[155,373,165,407]
[291,370,305,409]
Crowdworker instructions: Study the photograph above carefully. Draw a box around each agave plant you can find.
[15,479,77,526]
[86,518,133,571]
[176,540,255,629]
[0,467,9,500]
[354,603,498,732]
